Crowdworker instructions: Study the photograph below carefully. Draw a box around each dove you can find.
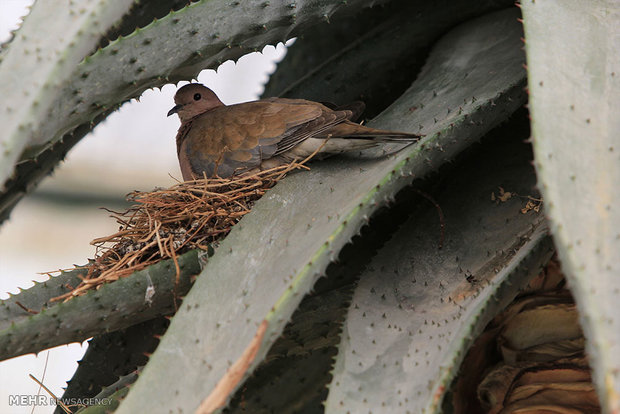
[167,83,420,180]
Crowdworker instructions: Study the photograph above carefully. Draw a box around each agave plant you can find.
[0,0,617,413]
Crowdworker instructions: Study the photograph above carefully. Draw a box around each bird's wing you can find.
[260,98,352,155]
[183,100,351,177]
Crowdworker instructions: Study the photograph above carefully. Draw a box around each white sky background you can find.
[0,1,287,412]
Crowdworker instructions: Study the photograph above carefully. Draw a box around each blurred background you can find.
[0,1,287,412]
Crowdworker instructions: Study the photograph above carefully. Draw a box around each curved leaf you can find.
[0,0,135,187]
[521,1,620,411]
[0,250,200,361]
[325,116,552,413]
[117,8,528,413]
[0,0,391,220]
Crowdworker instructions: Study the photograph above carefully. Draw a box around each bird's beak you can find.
[167,104,183,117]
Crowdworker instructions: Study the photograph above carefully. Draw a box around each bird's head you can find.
[167,83,224,121]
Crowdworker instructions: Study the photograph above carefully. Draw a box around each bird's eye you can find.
[193,93,201,101]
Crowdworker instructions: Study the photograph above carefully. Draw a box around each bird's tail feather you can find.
[325,121,421,142]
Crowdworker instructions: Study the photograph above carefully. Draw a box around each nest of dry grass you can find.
[49,161,310,302]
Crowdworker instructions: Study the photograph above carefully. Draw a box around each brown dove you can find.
[167,83,420,180]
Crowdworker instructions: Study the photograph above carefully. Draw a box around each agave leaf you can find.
[54,317,168,414]
[0,250,200,361]
[325,110,553,413]
[225,180,438,413]
[0,0,136,188]
[223,283,353,413]
[0,268,87,324]
[227,111,542,413]
[521,1,620,411]
[39,0,392,154]
[0,0,391,220]
[0,109,116,224]
[116,8,528,413]
[75,380,132,414]
[267,0,515,117]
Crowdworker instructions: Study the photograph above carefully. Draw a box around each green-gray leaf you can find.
[521,0,620,411]
[116,8,527,413]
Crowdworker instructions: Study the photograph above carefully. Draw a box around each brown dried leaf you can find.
[520,195,543,214]
[524,256,565,293]
[499,303,582,363]
[502,385,599,414]
[497,186,513,202]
